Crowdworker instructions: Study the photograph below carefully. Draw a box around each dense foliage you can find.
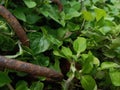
[0,0,120,90]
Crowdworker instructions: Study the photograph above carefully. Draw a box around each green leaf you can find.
[33,55,49,67]
[23,0,36,8]
[109,69,120,86]
[0,20,9,32]
[65,8,81,20]
[61,46,72,59]
[30,81,44,90]
[100,62,119,70]
[82,10,94,21]
[47,35,62,47]
[69,1,81,10]
[39,5,61,25]
[73,37,87,55]
[30,35,51,55]
[95,8,106,21]
[67,22,80,31]
[26,14,40,24]
[13,9,26,22]
[81,52,94,74]
[81,75,97,90]
[53,50,65,58]
[16,81,29,90]
[53,59,61,72]
[99,26,111,35]
[0,34,15,51]
[0,72,11,87]
[93,57,100,67]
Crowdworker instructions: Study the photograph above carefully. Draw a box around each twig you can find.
[0,56,63,81]
[51,0,63,11]
[0,5,29,46]
[7,84,14,90]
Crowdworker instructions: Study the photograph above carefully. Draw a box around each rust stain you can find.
[0,5,29,46]
[0,56,63,81]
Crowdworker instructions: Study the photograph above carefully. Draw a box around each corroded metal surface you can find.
[0,5,29,46]
[0,56,63,81]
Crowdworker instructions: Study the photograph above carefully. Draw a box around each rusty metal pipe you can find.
[0,5,29,46]
[0,56,63,81]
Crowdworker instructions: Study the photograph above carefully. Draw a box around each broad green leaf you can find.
[0,72,11,87]
[69,1,81,10]
[81,52,94,74]
[23,0,36,8]
[53,50,65,58]
[30,81,44,90]
[33,55,49,66]
[81,75,97,90]
[39,5,61,25]
[65,8,81,20]
[16,81,29,90]
[47,35,62,47]
[13,9,26,22]
[53,59,61,72]
[109,69,120,86]
[99,26,111,35]
[82,10,94,21]
[73,37,87,55]
[26,14,40,24]
[95,8,106,21]
[30,35,50,55]
[93,57,100,67]
[67,22,80,31]
[111,38,120,49]
[61,46,72,59]
[0,34,15,51]
[100,62,119,70]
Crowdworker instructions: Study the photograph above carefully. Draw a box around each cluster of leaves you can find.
[0,0,120,90]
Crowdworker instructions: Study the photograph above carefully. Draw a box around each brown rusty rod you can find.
[0,56,63,81]
[0,5,29,46]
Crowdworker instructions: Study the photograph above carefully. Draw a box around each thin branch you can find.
[0,56,63,81]
[51,0,63,11]
[0,5,29,46]
[7,84,14,90]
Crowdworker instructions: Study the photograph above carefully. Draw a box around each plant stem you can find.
[7,84,14,90]
[64,61,76,90]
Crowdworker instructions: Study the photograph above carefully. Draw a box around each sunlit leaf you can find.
[81,52,94,74]
[82,10,94,21]
[65,8,81,20]
[73,37,87,55]
[81,75,97,90]
[23,0,36,8]
[109,68,120,86]
[100,62,119,70]
[61,46,72,59]
[95,8,106,21]
[30,35,50,55]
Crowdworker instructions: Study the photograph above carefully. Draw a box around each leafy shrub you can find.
[0,0,120,90]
